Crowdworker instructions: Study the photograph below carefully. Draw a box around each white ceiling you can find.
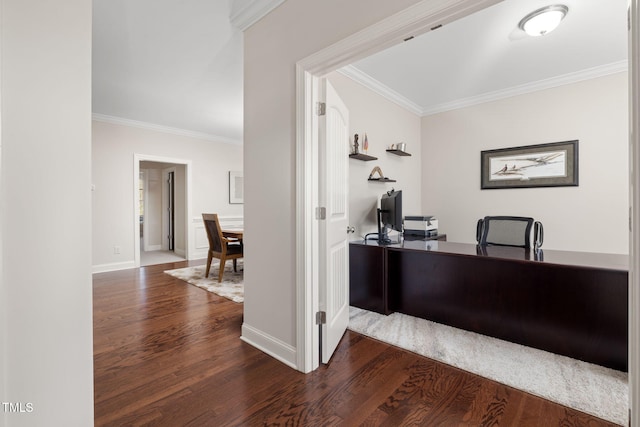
[91,0,628,144]
[92,0,244,143]
[346,0,628,116]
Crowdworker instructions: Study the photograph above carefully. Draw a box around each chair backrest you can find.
[202,213,224,253]
[477,216,535,248]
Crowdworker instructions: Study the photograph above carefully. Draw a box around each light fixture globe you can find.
[519,5,568,37]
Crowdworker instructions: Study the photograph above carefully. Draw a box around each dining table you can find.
[222,229,243,243]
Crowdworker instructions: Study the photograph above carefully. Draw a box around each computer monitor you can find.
[378,189,402,244]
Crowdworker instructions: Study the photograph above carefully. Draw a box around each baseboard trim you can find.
[190,250,208,260]
[174,248,186,257]
[145,245,162,251]
[241,323,298,370]
[92,261,137,274]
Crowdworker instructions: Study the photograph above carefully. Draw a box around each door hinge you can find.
[316,311,326,325]
[316,102,326,116]
[316,207,326,220]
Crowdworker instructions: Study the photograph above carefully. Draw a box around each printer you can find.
[404,215,438,237]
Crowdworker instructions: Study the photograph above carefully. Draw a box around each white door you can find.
[318,79,350,363]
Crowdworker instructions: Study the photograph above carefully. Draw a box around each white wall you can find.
[142,168,163,250]
[92,120,243,271]
[1,0,94,425]
[328,72,422,240]
[243,0,423,367]
[421,72,629,254]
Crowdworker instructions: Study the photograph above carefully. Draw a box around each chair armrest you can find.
[476,218,484,244]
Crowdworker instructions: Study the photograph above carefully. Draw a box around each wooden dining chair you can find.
[202,213,243,282]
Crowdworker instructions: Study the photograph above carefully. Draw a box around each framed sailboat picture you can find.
[480,140,578,189]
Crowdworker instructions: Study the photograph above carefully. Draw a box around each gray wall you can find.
[1,0,94,425]
[422,72,628,253]
[92,120,243,271]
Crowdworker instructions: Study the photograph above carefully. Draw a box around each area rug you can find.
[164,262,244,303]
[348,306,628,426]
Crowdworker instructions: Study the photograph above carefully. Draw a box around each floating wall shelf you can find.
[349,153,378,161]
[386,149,411,156]
[368,177,396,183]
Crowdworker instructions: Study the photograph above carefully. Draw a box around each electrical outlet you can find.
[114,246,121,254]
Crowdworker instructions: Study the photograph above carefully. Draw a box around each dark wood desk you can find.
[349,240,629,371]
[403,233,447,242]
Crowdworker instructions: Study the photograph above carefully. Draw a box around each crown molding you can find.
[341,60,628,117]
[92,114,243,145]
[229,0,286,31]
[421,60,629,116]
[338,65,423,116]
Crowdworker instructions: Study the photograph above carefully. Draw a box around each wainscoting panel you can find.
[93,216,244,272]
[192,215,244,260]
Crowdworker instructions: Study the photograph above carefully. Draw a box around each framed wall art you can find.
[229,170,244,204]
[480,140,578,189]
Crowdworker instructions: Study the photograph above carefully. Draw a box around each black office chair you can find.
[476,216,543,249]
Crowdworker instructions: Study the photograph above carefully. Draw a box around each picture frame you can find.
[480,140,578,189]
[229,171,244,204]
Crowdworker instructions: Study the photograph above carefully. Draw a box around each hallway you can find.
[140,249,185,266]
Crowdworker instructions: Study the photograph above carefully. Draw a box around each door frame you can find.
[140,169,150,251]
[133,154,192,267]
[629,1,639,425]
[295,0,505,373]
[162,166,177,251]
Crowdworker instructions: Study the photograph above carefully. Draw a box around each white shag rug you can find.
[164,262,244,303]
[348,306,629,426]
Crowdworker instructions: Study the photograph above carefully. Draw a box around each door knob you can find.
[347,226,355,234]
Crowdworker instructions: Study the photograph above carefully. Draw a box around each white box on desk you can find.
[404,216,438,231]
[404,216,438,233]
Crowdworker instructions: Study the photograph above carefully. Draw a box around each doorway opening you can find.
[296,0,505,373]
[134,155,192,267]
[295,1,637,422]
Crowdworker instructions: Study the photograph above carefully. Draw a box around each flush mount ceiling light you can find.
[518,5,568,37]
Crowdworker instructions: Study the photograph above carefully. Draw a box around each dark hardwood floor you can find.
[93,261,619,426]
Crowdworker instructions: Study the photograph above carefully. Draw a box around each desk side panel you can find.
[349,243,387,314]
